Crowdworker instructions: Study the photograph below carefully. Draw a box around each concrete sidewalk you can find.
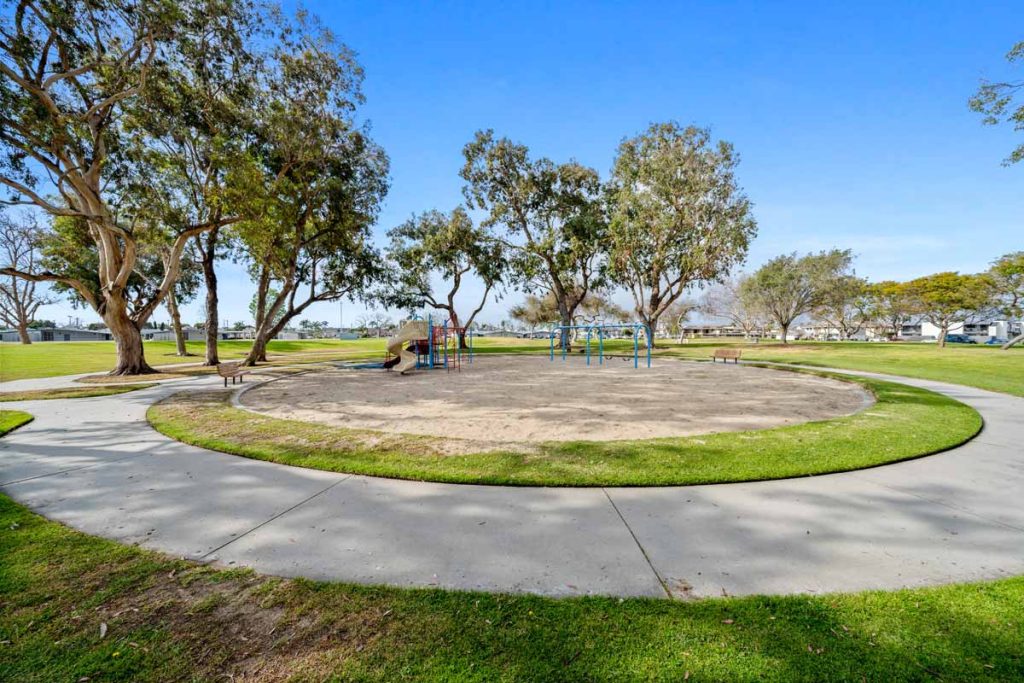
[1,366,1022,599]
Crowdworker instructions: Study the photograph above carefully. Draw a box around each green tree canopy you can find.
[864,280,918,340]
[905,272,996,348]
[0,0,261,373]
[970,41,1024,165]
[606,122,756,346]
[461,130,606,347]
[236,14,389,365]
[740,250,855,344]
[386,206,506,344]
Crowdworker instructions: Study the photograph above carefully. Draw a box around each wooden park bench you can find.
[711,348,742,364]
[217,362,251,387]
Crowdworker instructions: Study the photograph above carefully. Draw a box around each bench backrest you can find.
[713,348,742,359]
[217,362,240,377]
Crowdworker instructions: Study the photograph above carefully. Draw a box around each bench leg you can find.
[224,377,227,387]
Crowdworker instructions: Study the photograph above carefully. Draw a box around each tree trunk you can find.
[16,320,31,344]
[780,323,789,344]
[166,289,188,356]
[1001,332,1024,350]
[937,324,948,348]
[105,304,156,375]
[200,229,220,366]
[559,313,572,351]
[645,313,660,349]
[244,330,271,366]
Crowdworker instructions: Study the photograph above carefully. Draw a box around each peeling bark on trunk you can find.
[105,308,155,376]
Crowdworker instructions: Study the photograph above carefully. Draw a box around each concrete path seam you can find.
[603,488,672,599]
[199,474,353,561]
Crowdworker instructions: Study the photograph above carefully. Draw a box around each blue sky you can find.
[43,1,1024,328]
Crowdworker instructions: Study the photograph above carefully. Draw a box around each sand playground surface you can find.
[237,355,873,445]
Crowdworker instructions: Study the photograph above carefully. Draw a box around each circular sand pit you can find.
[238,356,873,444]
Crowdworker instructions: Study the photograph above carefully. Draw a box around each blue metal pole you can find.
[562,325,567,362]
[598,327,604,365]
[633,323,639,369]
[443,319,448,369]
[646,325,652,368]
[549,328,554,361]
[586,325,592,366]
[426,315,433,369]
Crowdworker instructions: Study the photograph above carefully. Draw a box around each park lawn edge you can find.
[146,365,983,487]
[0,410,33,435]
[2,489,1023,681]
[0,384,158,402]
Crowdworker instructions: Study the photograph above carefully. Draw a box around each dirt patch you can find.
[239,355,873,443]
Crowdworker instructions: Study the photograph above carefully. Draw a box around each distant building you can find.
[150,326,205,342]
[899,319,1020,342]
[0,327,112,342]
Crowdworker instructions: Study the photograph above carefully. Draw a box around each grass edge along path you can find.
[0,384,157,402]
[1,489,1023,681]
[0,409,32,435]
[147,367,982,487]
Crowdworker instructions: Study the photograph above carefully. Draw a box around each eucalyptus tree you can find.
[905,272,996,348]
[987,252,1024,348]
[970,41,1024,165]
[0,209,54,343]
[387,207,506,347]
[740,250,854,344]
[128,0,264,365]
[237,18,388,365]
[461,130,606,348]
[606,123,756,347]
[0,0,258,374]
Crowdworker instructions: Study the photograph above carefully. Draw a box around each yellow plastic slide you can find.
[386,320,429,374]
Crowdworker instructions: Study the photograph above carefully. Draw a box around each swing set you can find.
[547,322,653,368]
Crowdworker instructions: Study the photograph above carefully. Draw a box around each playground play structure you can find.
[384,316,474,374]
[549,322,653,368]
[381,318,651,374]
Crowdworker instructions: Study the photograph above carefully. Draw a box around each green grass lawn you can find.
[1,491,1022,682]
[657,340,1024,397]
[0,337,550,383]
[0,409,33,435]
[148,368,981,486]
[3,337,1022,399]
[0,339,386,382]
[0,384,157,402]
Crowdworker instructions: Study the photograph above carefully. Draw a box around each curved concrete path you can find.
[1,364,1022,599]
